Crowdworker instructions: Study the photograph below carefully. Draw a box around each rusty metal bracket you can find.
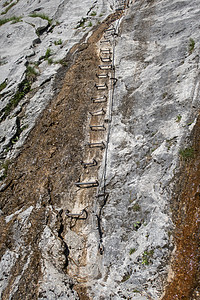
[100,56,112,63]
[66,208,88,219]
[96,73,109,79]
[100,39,111,44]
[75,180,99,188]
[95,83,108,90]
[100,49,112,55]
[81,159,97,168]
[88,142,105,150]
[90,124,106,131]
[89,108,106,116]
[110,77,118,85]
[91,95,107,103]
[99,64,114,70]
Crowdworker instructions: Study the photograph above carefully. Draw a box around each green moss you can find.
[176,114,182,122]
[76,17,87,28]
[0,16,22,26]
[121,273,131,282]
[54,39,62,45]
[0,80,7,92]
[132,203,140,212]
[44,48,52,60]
[179,147,195,160]
[188,38,195,54]
[90,11,97,16]
[0,160,10,180]
[142,250,154,265]
[129,248,136,255]
[88,21,92,27]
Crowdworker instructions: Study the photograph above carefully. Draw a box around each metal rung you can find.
[100,49,112,54]
[105,27,116,33]
[95,83,108,90]
[100,40,111,44]
[89,108,106,116]
[81,159,97,168]
[99,65,114,70]
[75,180,99,188]
[96,73,108,79]
[100,56,112,63]
[88,142,105,150]
[104,32,118,39]
[66,208,87,219]
[91,95,107,103]
[90,125,106,131]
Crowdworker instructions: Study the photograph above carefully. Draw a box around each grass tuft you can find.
[29,13,52,25]
[179,147,195,160]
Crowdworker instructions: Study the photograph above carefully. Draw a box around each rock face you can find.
[0,0,200,299]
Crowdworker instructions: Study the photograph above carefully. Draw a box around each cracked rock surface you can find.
[0,0,200,299]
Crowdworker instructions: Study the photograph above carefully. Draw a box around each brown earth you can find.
[162,114,200,300]
[0,11,124,300]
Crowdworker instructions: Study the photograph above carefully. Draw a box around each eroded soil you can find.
[163,114,200,300]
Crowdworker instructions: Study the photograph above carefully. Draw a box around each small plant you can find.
[88,21,92,27]
[179,147,194,160]
[76,17,87,28]
[129,248,136,255]
[47,58,53,65]
[188,38,195,54]
[26,65,38,80]
[176,114,182,122]
[0,16,22,26]
[90,11,97,16]
[0,160,10,180]
[132,203,140,212]
[121,273,131,282]
[3,0,13,7]
[44,48,52,60]
[54,39,62,45]
[0,80,7,92]
[133,221,141,230]
[142,250,154,265]
[29,13,52,25]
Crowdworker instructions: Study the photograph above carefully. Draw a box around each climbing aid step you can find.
[66,208,88,219]
[74,180,99,188]
[89,108,106,116]
[90,124,106,131]
[91,95,107,103]
[95,83,108,90]
[88,142,105,150]
[81,159,97,168]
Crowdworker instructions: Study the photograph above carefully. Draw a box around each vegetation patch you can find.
[142,250,154,265]
[129,248,136,255]
[176,114,182,122]
[179,147,195,160]
[0,80,7,92]
[0,16,22,26]
[132,203,140,212]
[76,17,87,28]
[0,64,38,121]
[29,13,52,25]
[54,39,62,45]
[188,38,195,54]
[0,160,10,180]
[121,273,131,282]
[90,11,97,16]
[1,0,19,15]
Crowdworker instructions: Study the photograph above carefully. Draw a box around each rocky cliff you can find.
[0,0,199,299]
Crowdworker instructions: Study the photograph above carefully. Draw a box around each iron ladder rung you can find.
[95,83,108,90]
[96,73,109,79]
[99,64,114,70]
[91,95,107,103]
[81,159,97,168]
[100,57,112,63]
[100,49,112,54]
[89,108,106,116]
[88,142,105,150]
[66,208,88,219]
[90,124,106,131]
[75,180,99,188]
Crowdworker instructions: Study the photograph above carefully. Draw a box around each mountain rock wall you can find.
[0,0,199,299]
